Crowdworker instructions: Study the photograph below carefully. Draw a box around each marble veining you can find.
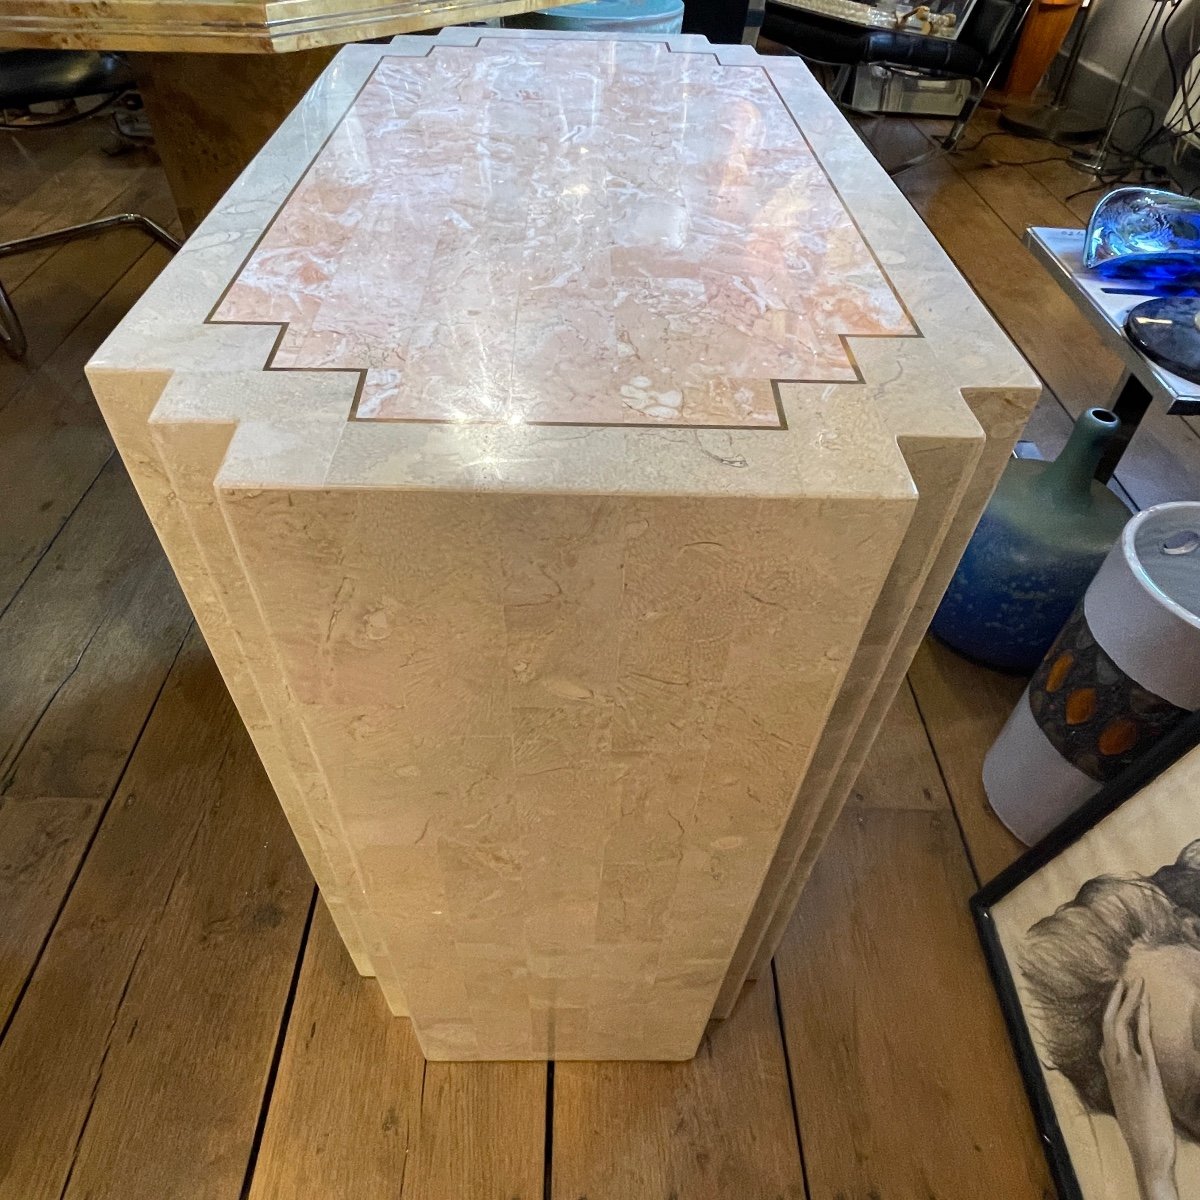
[87,29,1043,1061]
[211,38,916,428]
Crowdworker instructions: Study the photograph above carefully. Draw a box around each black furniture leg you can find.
[940,78,985,152]
[1095,371,1152,483]
[0,281,27,361]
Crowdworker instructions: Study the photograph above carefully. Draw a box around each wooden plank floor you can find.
[0,103,1194,1200]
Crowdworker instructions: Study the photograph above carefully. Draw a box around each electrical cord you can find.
[954,128,1007,153]
[989,154,1073,165]
[1164,0,1182,99]
[1065,161,1172,204]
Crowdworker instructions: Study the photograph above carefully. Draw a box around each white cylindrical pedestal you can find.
[985,502,1200,846]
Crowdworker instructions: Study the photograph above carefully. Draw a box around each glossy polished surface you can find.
[213,39,914,428]
[88,30,1041,1060]
[0,0,578,53]
[1083,186,1200,286]
[1127,296,1200,384]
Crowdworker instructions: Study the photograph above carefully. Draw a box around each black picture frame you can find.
[971,711,1200,1200]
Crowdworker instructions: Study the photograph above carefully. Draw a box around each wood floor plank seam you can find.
[0,612,102,788]
[0,252,175,615]
[49,711,239,1199]
[0,624,191,1048]
[55,904,158,1200]
[0,235,153,363]
[2,105,1182,1200]
[55,1018,115,1200]
[0,166,177,384]
[0,456,193,800]
[904,675,985,889]
[0,450,112,623]
[542,1061,555,1200]
[0,163,157,295]
[0,239,165,419]
[0,797,102,1026]
[0,522,187,791]
[900,114,1200,482]
[769,963,813,1200]
[0,123,99,210]
[939,137,1200,467]
[237,886,318,1200]
[772,804,1054,1198]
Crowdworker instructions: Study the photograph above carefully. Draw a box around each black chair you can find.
[762,0,1035,168]
[0,51,180,361]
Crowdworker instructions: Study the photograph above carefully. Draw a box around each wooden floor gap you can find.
[55,1011,117,1200]
[905,676,985,889]
[0,448,113,625]
[0,622,192,1050]
[1,622,102,790]
[238,886,319,1200]
[770,961,813,1200]
[3,103,1190,1200]
[542,1060,555,1200]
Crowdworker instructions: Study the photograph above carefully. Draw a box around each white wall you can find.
[1062,0,1200,120]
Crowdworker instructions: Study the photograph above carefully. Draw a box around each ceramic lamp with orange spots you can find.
[984,502,1200,846]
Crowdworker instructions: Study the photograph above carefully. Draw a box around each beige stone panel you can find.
[743,383,1041,982]
[217,483,913,1059]
[85,30,1044,1058]
[708,49,1042,1008]
[87,364,403,1000]
[499,498,626,717]
[713,429,979,1013]
[154,380,411,1011]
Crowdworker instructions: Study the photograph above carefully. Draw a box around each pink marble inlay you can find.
[212,39,916,428]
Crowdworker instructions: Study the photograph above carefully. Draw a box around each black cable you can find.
[1163,0,1182,99]
[970,153,1071,166]
[1157,0,1200,153]
[1065,181,1118,202]
[954,129,1007,153]
[1067,0,1200,197]
[1107,104,1160,158]
[1065,170,1144,203]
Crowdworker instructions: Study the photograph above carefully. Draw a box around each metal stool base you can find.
[0,213,181,361]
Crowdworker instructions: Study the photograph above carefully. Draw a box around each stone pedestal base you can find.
[89,29,1041,1060]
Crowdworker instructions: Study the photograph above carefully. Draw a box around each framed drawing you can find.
[974,712,1200,1200]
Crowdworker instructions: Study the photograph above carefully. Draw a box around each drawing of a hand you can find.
[1101,976,1179,1200]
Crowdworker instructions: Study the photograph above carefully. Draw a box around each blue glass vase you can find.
[1084,186,1200,286]
[931,408,1132,674]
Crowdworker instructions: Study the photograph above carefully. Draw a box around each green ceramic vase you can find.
[931,407,1132,673]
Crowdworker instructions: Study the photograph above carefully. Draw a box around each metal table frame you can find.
[1026,225,1200,482]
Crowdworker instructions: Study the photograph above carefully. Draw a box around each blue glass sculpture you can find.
[1084,187,1200,285]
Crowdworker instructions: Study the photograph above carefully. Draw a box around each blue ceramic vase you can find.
[931,407,1132,674]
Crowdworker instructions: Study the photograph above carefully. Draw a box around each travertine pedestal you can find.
[88,29,1041,1060]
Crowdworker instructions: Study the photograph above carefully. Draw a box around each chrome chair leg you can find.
[940,78,987,153]
[831,61,853,102]
[0,213,181,362]
[886,77,983,176]
[0,212,181,261]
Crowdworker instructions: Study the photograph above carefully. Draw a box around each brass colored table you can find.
[0,0,574,230]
